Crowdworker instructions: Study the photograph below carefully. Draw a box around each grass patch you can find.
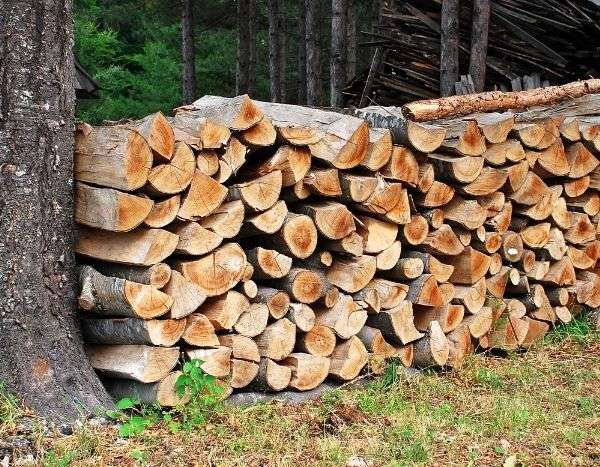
[0,383,21,436]
[544,315,599,345]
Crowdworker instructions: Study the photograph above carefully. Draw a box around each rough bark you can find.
[469,0,490,92]
[440,0,459,97]
[305,0,322,106]
[330,0,347,107]
[0,0,112,421]
[181,0,197,104]
[268,0,286,102]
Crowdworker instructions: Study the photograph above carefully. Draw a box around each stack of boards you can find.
[75,92,600,406]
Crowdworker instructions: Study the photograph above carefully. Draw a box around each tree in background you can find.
[0,0,111,420]
[181,0,197,104]
[440,0,460,97]
[469,0,490,92]
[305,0,323,106]
[330,0,347,106]
[268,0,286,102]
[236,0,257,96]
[346,0,357,81]
[297,0,308,104]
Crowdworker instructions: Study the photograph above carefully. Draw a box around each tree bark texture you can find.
[469,0,490,92]
[181,0,197,104]
[440,0,460,97]
[297,0,307,104]
[0,0,112,421]
[346,0,357,81]
[236,0,251,95]
[268,0,286,102]
[330,0,347,107]
[248,0,257,96]
[305,0,322,106]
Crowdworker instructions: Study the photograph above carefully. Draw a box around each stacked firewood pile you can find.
[346,0,600,106]
[74,86,600,406]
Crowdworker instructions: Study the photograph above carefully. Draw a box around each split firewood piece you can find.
[169,222,223,256]
[182,313,219,347]
[75,183,153,232]
[414,181,455,208]
[296,325,337,357]
[541,257,576,286]
[367,301,423,345]
[405,274,444,307]
[471,230,502,254]
[422,209,445,230]
[275,268,324,304]
[356,216,398,254]
[460,167,508,197]
[555,306,573,324]
[580,119,600,152]
[417,163,435,193]
[356,326,397,358]
[488,253,503,275]
[239,200,287,237]
[443,196,487,231]
[520,222,551,249]
[218,335,260,363]
[357,179,403,216]
[405,251,454,283]
[353,285,382,313]
[478,192,506,217]
[440,120,487,156]
[185,94,263,130]
[302,169,342,201]
[531,140,569,177]
[285,303,316,333]
[452,277,486,314]
[78,266,172,319]
[565,143,599,178]
[454,227,472,247]
[429,154,483,183]
[461,306,493,338]
[511,122,545,148]
[175,243,246,297]
[361,128,393,171]
[143,194,180,228]
[367,279,409,310]
[171,113,230,149]
[283,353,330,391]
[199,291,250,331]
[546,287,569,307]
[81,318,184,347]
[482,139,525,166]
[227,171,282,213]
[326,255,377,294]
[485,201,512,234]
[259,212,316,259]
[255,318,296,361]
[295,201,355,240]
[162,270,206,319]
[526,261,550,281]
[104,371,190,407]
[475,112,515,143]
[566,192,600,216]
[255,287,290,320]
[214,137,247,184]
[380,188,411,224]
[534,117,562,150]
[186,347,232,378]
[198,200,245,239]
[541,227,568,260]
[246,247,292,280]
[380,257,424,281]
[234,303,269,337]
[567,246,595,270]
[576,274,600,308]
[551,197,574,229]
[376,241,402,271]
[439,282,455,306]
[560,117,581,142]
[501,231,524,263]
[421,224,464,256]
[145,142,196,195]
[250,358,292,392]
[251,146,311,188]
[508,173,548,207]
[325,232,364,257]
[444,247,491,284]
[399,215,429,246]
[230,360,260,389]
[91,262,171,289]
[520,318,550,348]
[515,185,562,221]
[486,266,511,299]
[339,174,378,203]
[129,112,174,162]
[238,116,277,147]
[446,324,474,369]
[565,213,596,245]
[412,321,449,368]
[178,171,228,220]
[329,336,368,381]
[74,123,153,191]
[584,241,600,266]
[314,295,367,339]
[413,304,464,333]
[381,146,419,185]
[87,344,179,383]
[196,150,219,176]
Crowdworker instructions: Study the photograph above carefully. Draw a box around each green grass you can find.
[0,383,21,437]
[1,317,599,466]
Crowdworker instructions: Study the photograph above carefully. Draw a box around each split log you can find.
[440,120,487,156]
[74,123,153,191]
[366,279,408,310]
[261,213,318,259]
[283,353,330,391]
[78,265,172,319]
[86,344,179,383]
[296,202,355,240]
[146,142,196,195]
[422,208,445,230]
[143,195,180,228]
[230,360,260,389]
[162,270,206,319]
[171,114,230,149]
[565,213,596,245]
[520,318,550,347]
[568,246,595,270]
[76,227,178,266]
[356,326,397,358]
[532,140,569,176]
[104,371,189,407]
[406,274,444,307]
[196,150,220,176]
[413,304,464,333]
[445,246,491,284]
[429,154,483,183]
[255,319,296,361]
[182,313,220,347]
[462,306,493,338]
[356,216,398,254]
[482,140,525,166]
[314,295,367,339]
[411,321,449,368]
[421,225,464,256]
[275,268,323,304]
[285,303,316,333]
[250,146,312,189]
[199,291,250,331]
[91,262,172,289]
[227,171,282,213]
[247,247,292,280]
[178,171,228,220]
[405,251,454,283]
[501,231,524,263]
[81,318,184,347]
[361,128,393,171]
[414,181,455,208]
[255,287,291,320]
[452,277,486,314]
[382,258,424,281]
[339,174,378,203]
[381,146,419,185]
[296,325,337,357]
[542,257,576,286]
[239,200,288,237]
[564,176,590,198]
[234,303,269,337]
[326,255,377,293]
[460,167,508,197]
[566,143,599,178]
[186,347,232,378]
[239,117,277,147]
[218,335,260,362]
[184,94,263,130]
[417,163,435,193]
[325,232,364,257]
[250,358,292,392]
[485,201,512,234]
[367,301,423,345]
[399,215,429,246]
[443,196,487,230]
[169,222,222,256]
[446,324,474,369]
[199,201,245,239]
[328,337,368,381]
[217,137,247,183]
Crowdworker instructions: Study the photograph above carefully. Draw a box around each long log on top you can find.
[402,79,600,122]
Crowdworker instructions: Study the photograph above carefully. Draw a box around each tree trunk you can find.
[346,0,357,81]
[469,0,490,92]
[440,0,459,97]
[181,0,197,104]
[248,0,257,95]
[0,0,112,421]
[305,0,322,106]
[268,0,286,102]
[330,0,347,107]
[236,0,251,95]
[297,0,307,104]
